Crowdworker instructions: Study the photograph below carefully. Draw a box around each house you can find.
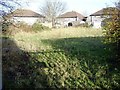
[6,9,45,25]
[89,7,120,28]
[57,11,85,27]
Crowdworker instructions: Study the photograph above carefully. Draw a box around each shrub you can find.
[76,22,90,28]
[2,19,12,35]
[103,7,120,62]
[15,21,32,32]
[32,22,50,32]
[2,18,51,35]
[80,22,89,27]
[2,21,33,35]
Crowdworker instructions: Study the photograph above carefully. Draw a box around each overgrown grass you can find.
[3,27,120,89]
[13,27,102,51]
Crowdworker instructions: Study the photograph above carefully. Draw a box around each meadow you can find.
[2,27,120,89]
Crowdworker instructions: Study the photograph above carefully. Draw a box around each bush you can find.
[2,21,51,35]
[15,21,33,32]
[76,22,91,28]
[32,22,50,32]
[2,21,33,35]
[103,7,120,62]
[2,19,12,35]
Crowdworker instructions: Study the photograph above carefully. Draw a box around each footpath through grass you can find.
[3,27,120,89]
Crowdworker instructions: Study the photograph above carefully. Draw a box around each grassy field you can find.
[13,27,103,51]
[3,27,120,89]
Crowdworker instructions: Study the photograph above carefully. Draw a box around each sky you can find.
[20,0,118,16]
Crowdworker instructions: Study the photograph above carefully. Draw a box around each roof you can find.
[58,11,85,19]
[7,9,45,18]
[90,7,120,16]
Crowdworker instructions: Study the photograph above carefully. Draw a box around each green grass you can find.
[3,27,120,89]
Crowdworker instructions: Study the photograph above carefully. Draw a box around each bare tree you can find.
[0,0,22,16]
[0,0,28,34]
[115,0,120,9]
[40,0,67,28]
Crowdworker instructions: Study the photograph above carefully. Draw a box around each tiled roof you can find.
[8,9,45,17]
[58,11,85,19]
[90,7,120,16]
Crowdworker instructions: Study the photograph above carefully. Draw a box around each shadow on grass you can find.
[2,37,50,89]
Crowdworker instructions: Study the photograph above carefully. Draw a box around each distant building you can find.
[5,9,45,25]
[57,11,85,27]
[90,7,120,28]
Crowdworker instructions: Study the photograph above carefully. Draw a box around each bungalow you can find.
[90,7,120,28]
[6,9,45,25]
[57,11,85,27]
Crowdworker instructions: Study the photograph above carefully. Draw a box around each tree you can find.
[0,0,21,16]
[40,0,67,28]
[116,0,120,9]
[0,0,27,35]
[103,0,120,63]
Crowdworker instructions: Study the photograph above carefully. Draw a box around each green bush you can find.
[103,7,120,62]
[32,22,50,32]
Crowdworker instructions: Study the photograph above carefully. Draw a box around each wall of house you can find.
[57,18,82,27]
[13,17,41,25]
[90,16,105,28]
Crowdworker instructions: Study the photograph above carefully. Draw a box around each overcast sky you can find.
[20,0,118,16]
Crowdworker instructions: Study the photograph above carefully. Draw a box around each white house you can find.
[89,7,120,28]
[57,11,85,27]
[6,9,45,25]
